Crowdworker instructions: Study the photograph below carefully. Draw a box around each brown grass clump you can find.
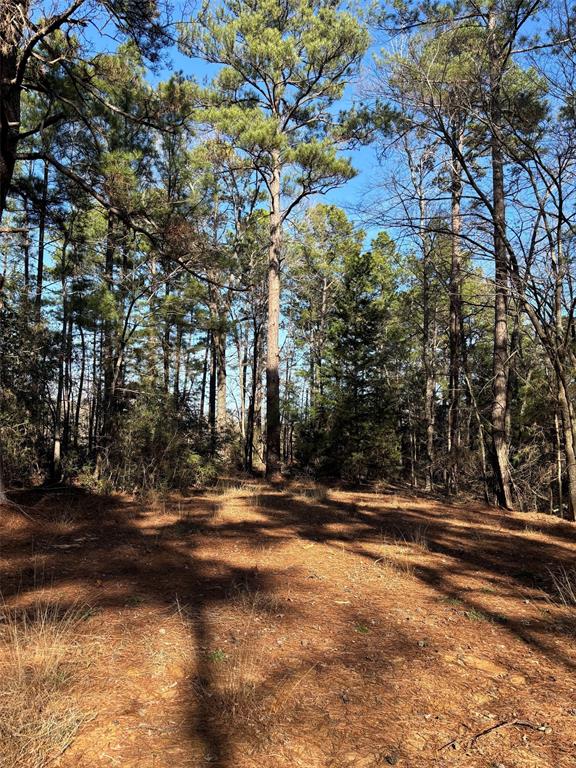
[0,600,96,768]
[547,565,576,607]
[290,482,331,503]
[189,585,302,743]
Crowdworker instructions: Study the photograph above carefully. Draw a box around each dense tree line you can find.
[1,0,576,520]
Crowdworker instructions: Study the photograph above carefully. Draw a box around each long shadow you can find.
[0,488,418,766]
[1,490,241,766]
[207,487,576,674]
[1,484,575,766]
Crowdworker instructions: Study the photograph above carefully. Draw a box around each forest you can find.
[1,0,576,518]
[1,2,576,768]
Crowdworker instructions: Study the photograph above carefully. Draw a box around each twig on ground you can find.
[439,718,552,751]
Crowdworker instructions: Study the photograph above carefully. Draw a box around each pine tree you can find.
[183,0,368,477]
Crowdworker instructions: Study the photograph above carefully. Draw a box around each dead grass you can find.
[189,584,308,744]
[190,593,263,730]
[49,505,78,533]
[372,551,415,579]
[230,582,285,617]
[547,566,576,607]
[391,524,429,551]
[291,483,331,503]
[346,551,414,587]
[0,599,97,768]
[214,479,254,496]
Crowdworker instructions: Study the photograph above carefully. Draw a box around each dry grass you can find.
[0,599,96,768]
[291,483,330,503]
[189,598,262,729]
[386,524,430,552]
[48,504,78,533]
[189,585,305,740]
[360,552,414,585]
[219,584,278,715]
[547,566,576,607]
[214,479,254,496]
[230,583,285,617]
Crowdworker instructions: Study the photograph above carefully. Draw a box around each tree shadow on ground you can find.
[1,484,575,766]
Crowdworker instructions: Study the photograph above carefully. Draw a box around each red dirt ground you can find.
[1,482,576,767]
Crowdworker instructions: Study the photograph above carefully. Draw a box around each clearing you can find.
[1,482,575,767]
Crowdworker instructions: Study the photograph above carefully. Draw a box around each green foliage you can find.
[1,0,574,518]
[207,649,228,663]
[95,392,222,492]
[295,231,403,481]
[0,296,58,484]
[183,0,369,195]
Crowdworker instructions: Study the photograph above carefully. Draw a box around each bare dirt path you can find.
[1,482,575,767]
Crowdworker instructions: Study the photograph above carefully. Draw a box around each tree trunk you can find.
[556,372,576,521]
[63,312,73,455]
[266,153,282,478]
[173,322,183,407]
[88,329,98,455]
[245,321,260,472]
[463,369,490,503]
[0,40,21,501]
[282,346,294,463]
[23,193,30,293]
[34,159,48,322]
[209,333,217,455]
[52,274,68,482]
[409,143,436,491]
[422,257,436,491]
[102,215,115,434]
[447,128,463,493]
[489,10,514,509]
[161,278,171,394]
[74,323,86,449]
[95,213,116,477]
[199,330,210,423]
[213,325,227,432]
[236,329,247,440]
[0,43,20,223]
[309,326,316,412]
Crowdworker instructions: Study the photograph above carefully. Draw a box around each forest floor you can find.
[1,481,576,768]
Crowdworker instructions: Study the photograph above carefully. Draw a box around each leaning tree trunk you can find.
[265,153,282,479]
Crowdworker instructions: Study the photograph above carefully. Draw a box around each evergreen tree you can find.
[183,0,369,477]
[305,233,403,481]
